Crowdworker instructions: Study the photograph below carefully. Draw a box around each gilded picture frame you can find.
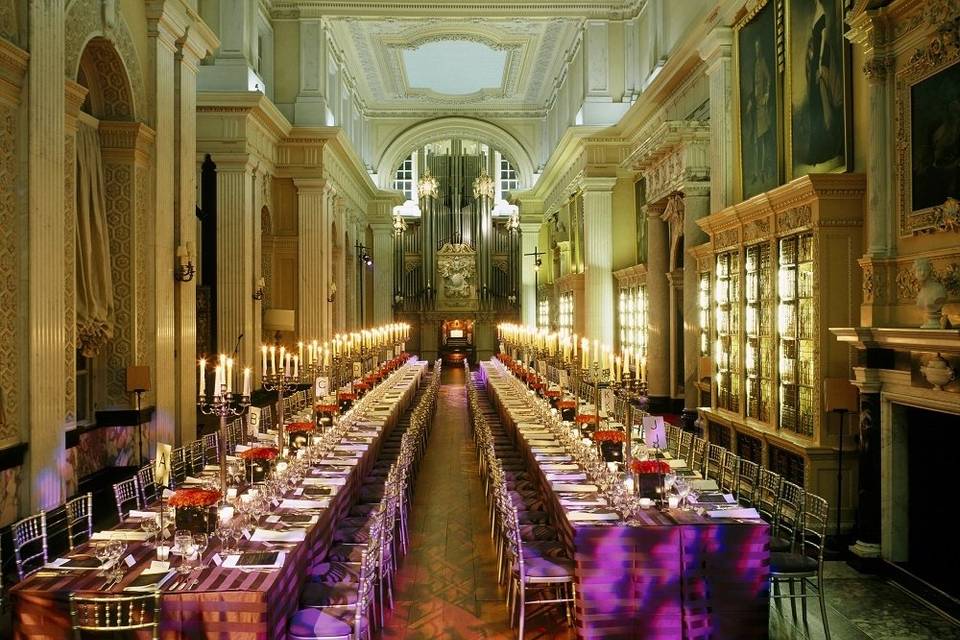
[785,0,852,178]
[734,0,784,202]
[895,22,960,236]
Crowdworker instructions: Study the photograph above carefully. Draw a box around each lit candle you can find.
[270,346,276,375]
[324,346,330,368]
[213,365,222,398]
[640,355,647,383]
[199,358,206,396]
[298,341,304,364]
[293,355,299,378]
[279,347,286,373]
[261,346,268,376]
[615,356,621,382]
[243,367,252,397]
[226,358,234,393]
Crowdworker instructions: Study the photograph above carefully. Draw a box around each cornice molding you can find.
[271,0,647,20]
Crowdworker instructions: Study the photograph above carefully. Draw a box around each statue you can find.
[914,258,947,328]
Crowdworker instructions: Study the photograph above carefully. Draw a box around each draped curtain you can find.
[75,122,114,357]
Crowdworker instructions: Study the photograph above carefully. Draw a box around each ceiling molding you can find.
[271,0,646,19]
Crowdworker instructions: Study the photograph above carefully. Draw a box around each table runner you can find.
[11,361,427,640]
[480,360,770,640]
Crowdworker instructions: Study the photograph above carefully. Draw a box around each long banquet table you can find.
[480,360,770,640]
[10,360,427,640]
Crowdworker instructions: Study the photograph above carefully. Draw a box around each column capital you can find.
[369,221,394,235]
[211,154,257,173]
[294,177,329,193]
[852,366,884,394]
[64,80,89,133]
[698,26,733,70]
[580,176,618,193]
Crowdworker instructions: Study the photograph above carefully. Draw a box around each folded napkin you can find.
[234,444,251,453]
[336,443,369,451]
[690,479,720,491]
[545,472,588,482]
[127,510,163,521]
[250,528,306,543]
[552,483,599,493]
[182,476,207,485]
[46,556,105,571]
[541,463,579,471]
[91,530,150,541]
[125,562,174,591]
[321,457,359,466]
[222,551,285,569]
[303,476,347,486]
[535,454,572,462]
[266,514,318,526]
[560,497,607,507]
[707,507,762,519]
[566,510,620,522]
[279,498,329,510]
[665,458,688,469]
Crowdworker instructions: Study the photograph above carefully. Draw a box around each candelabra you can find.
[197,386,250,504]
[262,368,294,456]
[611,369,649,471]
[570,359,606,438]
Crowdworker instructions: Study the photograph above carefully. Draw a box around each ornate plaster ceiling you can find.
[328,18,582,116]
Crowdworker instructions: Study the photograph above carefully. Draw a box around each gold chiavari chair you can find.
[113,477,141,520]
[170,446,187,485]
[64,492,93,550]
[677,431,693,463]
[736,458,761,506]
[187,439,204,474]
[69,592,162,639]
[719,451,739,495]
[137,464,158,505]
[201,431,220,466]
[688,436,707,476]
[756,468,784,525]
[12,511,47,580]
[704,443,725,480]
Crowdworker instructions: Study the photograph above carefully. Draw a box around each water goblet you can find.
[94,541,111,576]
[175,535,196,575]
[106,540,126,581]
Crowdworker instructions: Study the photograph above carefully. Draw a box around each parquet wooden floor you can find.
[380,367,576,640]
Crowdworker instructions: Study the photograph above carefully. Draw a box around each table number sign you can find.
[641,416,667,448]
[600,388,615,415]
[537,360,547,377]
[394,345,402,357]
[154,442,172,487]
[352,362,362,378]
[558,370,569,388]
[315,376,329,398]
[248,406,262,436]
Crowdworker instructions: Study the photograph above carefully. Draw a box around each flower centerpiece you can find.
[169,488,221,534]
[286,420,315,450]
[629,459,671,500]
[238,446,279,482]
[593,430,626,463]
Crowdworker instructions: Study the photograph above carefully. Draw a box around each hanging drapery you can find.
[75,121,115,357]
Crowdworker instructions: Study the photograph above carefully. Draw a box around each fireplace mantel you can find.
[830,327,960,354]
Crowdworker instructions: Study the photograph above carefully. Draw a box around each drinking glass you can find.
[173,529,192,556]
[675,477,691,510]
[106,540,126,580]
[94,542,111,576]
[175,535,196,575]
[193,533,209,566]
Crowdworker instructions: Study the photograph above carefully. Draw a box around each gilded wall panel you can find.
[103,162,133,405]
[0,102,18,444]
[64,134,76,425]
[0,465,21,527]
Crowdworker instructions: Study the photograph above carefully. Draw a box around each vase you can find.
[288,429,312,450]
[246,458,272,483]
[174,505,217,534]
[599,441,623,463]
[636,473,664,501]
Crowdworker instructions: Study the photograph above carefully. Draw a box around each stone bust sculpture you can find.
[914,258,947,328]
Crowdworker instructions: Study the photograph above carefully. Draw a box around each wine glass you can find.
[94,541,111,576]
[173,529,192,556]
[175,535,196,575]
[230,516,246,552]
[675,477,691,510]
[193,533,209,567]
[215,521,234,554]
[106,540,126,581]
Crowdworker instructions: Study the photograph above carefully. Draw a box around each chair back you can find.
[719,452,739,495]
[775,480,805,551]
[12,512,47,580]
[187,439,204,474]
[69,592,161,639]
[113,477,141,520]
[666,425,681,457]
[756,468,783,524]
[800,493,830,564]
[202,432,220,466]
[736,458,760,505]
[688,436,706,474]
[64,493,93,550]
[678,431,693,462]
[705,443,725,479]
[170,446,187,484]
[137,465,158,505]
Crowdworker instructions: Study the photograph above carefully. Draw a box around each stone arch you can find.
[376,117,536,191]
[65,0,146,122]
[77,37,135,121]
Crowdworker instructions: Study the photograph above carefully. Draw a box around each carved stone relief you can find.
[776,204,813,233]
[103,162,133,405]
[0,0,17,43]
[896,264,920,301]
[743,218,772,243]
[64,134,76,424]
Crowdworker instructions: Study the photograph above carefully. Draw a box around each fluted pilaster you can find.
[683,187,710,406]
[28,0,66,510]
[296,179,328,339]
[370,222,394,325]
[646,206,670,400]
[700,27,734,213]
[582,177,617,345]
[519,222,540,327]
[216,161,255,366]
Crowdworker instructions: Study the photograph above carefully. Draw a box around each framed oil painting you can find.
[786,0,851,177]
[735,0,782,201]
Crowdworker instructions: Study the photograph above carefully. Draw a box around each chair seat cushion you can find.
[516,510,550,525]
[518,555,575,578]
[519,524,559,542]
[333,525,374,544]
[314,561,362,584]
[289,606,364,639]
[324,543,365,563]
[770,535,793,553]
[521,541,570,559]
[349,503,380,517]
[301,582,359,607]
[770,552,818,575]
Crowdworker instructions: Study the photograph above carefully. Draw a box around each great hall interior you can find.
[1,0,959,638]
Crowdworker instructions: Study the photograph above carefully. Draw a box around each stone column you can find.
[646,204,671,404]
[582,177,617,345]
[146,9,180,447]
[295,179,329,339]
[370,222,394,325]
[699,27,734,213]
[851,367,882,563]
[216,158,256,366]
[683,186,710,406]
[519,221,541,327]
[334,206,347,333]
[27,0,66,511]
[295,19,328,125]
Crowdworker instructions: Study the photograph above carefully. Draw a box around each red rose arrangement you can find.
[168,488,221,508]
[593,430,626,443]
[238,446,279,461]
[630,459,671,475]
[287,421,315,433]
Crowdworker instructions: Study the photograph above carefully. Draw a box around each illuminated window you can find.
[778,233,815,436]
[745,243,772,422]
[558,292,573,335]
[393,154,416,201]
[500,157,518,193]
[538,298,550,330]
[715,250,740,412]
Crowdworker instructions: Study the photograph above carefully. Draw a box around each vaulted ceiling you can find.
[326,18,582,116]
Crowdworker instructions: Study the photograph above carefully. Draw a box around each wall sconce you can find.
[327,281,337,303]
[252,277,265,301]
[174,242,195,282]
